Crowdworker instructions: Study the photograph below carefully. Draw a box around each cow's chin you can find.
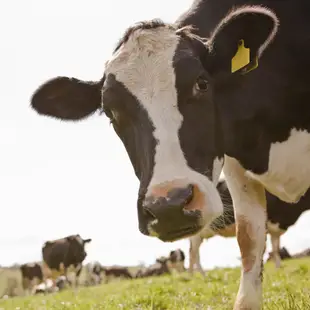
[155,225,203,242]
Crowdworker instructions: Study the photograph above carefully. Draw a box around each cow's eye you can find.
[194,77,209,92]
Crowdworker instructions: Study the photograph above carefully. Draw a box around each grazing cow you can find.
[136,257,171,278]
[85,261,104,286]
[42,234,91,287]
[268,247,310,261]
[168,249,186,272]
[30,0,310,308]
[20,262,43,295]
[267,247,291,262]
[189,179,310,274]
[101,266,133,281]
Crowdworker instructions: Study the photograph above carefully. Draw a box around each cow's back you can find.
[42,240,69,270]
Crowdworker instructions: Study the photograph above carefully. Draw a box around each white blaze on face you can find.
[105,26,223,222]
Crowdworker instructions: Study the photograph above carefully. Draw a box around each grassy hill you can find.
[0,258,309,309]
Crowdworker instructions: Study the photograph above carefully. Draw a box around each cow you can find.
[101,266,133,282]
[32,276,69,295]
[136,256,171,278]
[30,1,310,309]
[168,249,186,273]
[189,179,310,275]
[85,261,104,286]
[20,262,43,295]
[267,247,291,262]
[267,247,310,261]
[42,234,91,287]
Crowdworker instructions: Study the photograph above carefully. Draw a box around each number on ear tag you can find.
[231,39,250,73]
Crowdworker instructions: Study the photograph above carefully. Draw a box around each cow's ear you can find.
[83,238,92,244]
[203,6,279,75]
[31,76,104,121]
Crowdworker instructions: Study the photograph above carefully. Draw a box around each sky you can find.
[1,0,310,270]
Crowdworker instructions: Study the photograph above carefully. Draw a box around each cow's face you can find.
[30,6,278,242]
[169,249,185,272]
[67,235,92,261]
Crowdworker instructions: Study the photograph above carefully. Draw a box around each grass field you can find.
[0,258,309,310]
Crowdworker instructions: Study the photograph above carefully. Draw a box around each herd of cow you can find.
[15,178,309,298]
[28,0,310,309]
[18,236,186,296]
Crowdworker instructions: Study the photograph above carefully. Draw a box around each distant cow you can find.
[32,276,69,295]
[267,247,291,262]
[42,234,91,286]
[136,256,171,278]
[20,262,43,295]
[101,266,133,281]
[168,249,186,273]
[189,179,310,275]
[267,247,310,262]
[85,261,104,286]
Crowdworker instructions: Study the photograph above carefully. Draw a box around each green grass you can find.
[0,259,309,309]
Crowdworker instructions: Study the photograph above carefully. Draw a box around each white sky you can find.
[1,0,310,269]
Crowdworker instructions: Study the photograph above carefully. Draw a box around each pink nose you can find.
[142,181,206,241]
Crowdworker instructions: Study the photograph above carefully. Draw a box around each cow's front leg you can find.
[224,156,267,310]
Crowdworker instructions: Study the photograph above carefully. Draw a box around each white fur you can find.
[267,222,285,269]
[212,157,224,185]
[224,156,266,310]
[189,234,208,276]
[85,262,102,285]
[105,27,223,227]
[247,128,310,203]
[270,234,281,268]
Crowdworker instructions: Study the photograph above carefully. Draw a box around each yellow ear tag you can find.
[231,39,250,73]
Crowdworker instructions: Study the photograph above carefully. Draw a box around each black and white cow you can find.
[42,234,92,287]
[20,262,43,295]
[168,249,186,272]
[85,261,103,286]
[30,1,310,309]
[135,256,171,278]
[267,246,310,261]
[189,179,310,275]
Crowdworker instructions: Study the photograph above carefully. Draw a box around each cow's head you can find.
[67,234,92,261]
[30,6,278,242]
[168,249,186,272]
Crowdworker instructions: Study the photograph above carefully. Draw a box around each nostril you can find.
[142,184,195,218]
[167,184,194,207]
